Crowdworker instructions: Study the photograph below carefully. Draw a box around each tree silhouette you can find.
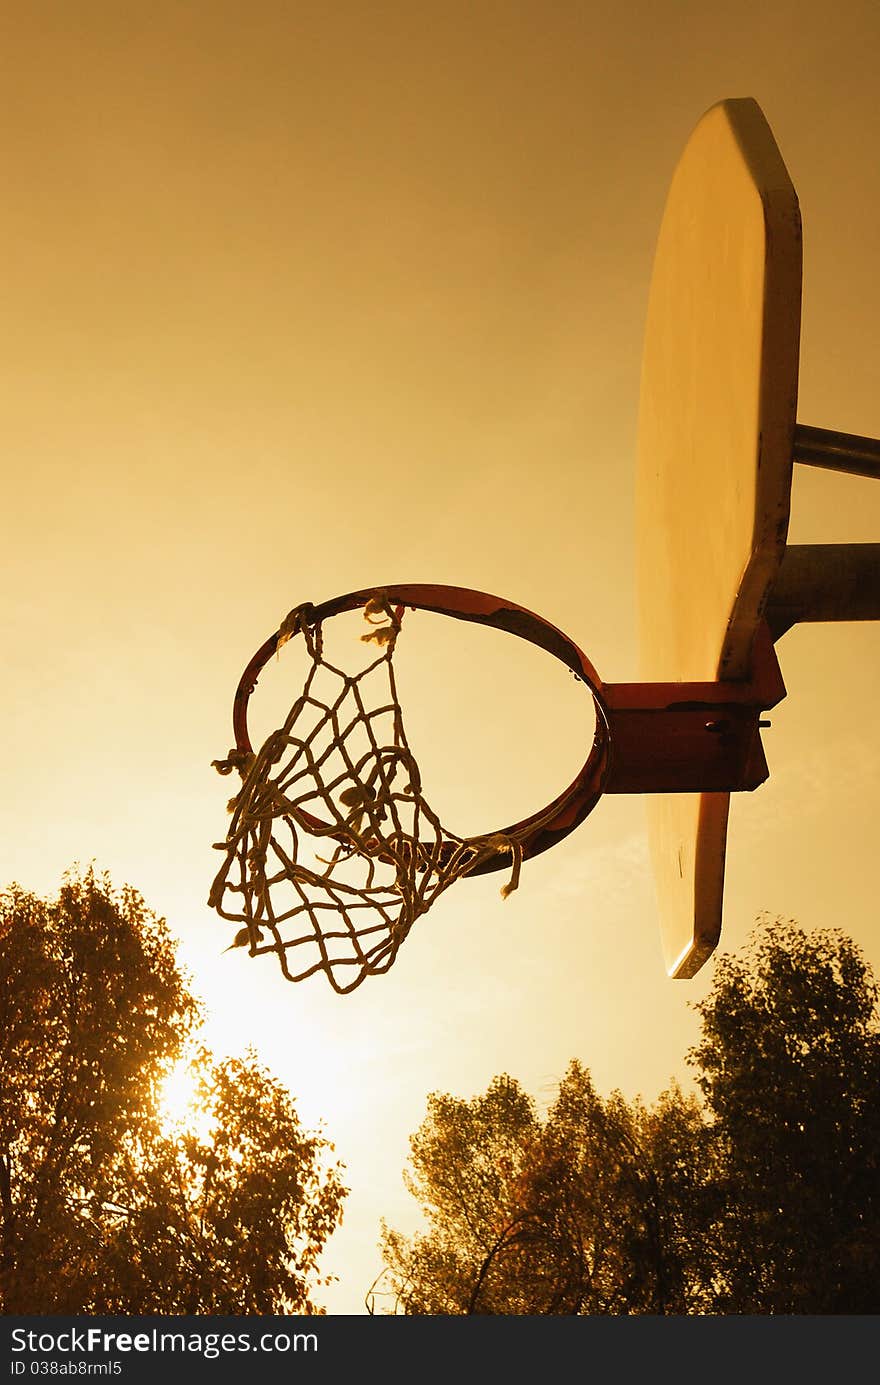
[379,918,880,1314]
[379,1066,709,1313]
[689,918,880,1313]
[0,869,346,1313]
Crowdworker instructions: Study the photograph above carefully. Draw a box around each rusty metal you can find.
[600,622,785,794]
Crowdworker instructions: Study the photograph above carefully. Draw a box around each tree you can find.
[379,1065,710,1314]
[0,869,346,1313]
[380,1074,539,1314]
[378,918,880,1315]
[90,1050,345,1314]
[689,917,880,1314]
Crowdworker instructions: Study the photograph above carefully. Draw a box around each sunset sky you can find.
[4,2,879,1312]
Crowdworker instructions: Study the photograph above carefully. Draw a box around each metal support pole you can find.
[767,543,880,639]
[793,424,880,479]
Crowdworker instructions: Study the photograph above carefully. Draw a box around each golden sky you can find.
[4,2,880,1311]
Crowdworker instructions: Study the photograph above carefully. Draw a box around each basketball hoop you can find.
[209,585,610,993]
[209,582,788,991]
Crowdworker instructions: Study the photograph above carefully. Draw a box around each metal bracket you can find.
[599,623,786,794]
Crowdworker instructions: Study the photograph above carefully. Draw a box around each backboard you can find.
[636,98,802,977]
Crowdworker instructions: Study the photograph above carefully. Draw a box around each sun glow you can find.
[157,1058,215,1141]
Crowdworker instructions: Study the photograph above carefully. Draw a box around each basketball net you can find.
[208,595,521,993]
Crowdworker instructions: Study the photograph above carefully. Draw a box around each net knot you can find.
[277,602,317,651]
[360,592,402,647]
[211,748,256,777]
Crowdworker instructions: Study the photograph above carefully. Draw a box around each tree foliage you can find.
[689,918,880,1313]
[0,870,346,1313]
[379,918,880,1314]
[380,1066,710,1314]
